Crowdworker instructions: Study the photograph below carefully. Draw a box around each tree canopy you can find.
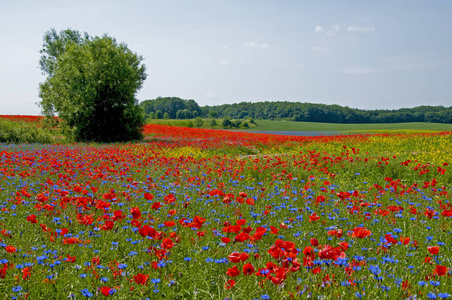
[141,97,452,124]
[39,28,146,142]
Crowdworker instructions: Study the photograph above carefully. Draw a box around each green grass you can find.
[249,120,452,132]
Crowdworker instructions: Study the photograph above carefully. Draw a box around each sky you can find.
[1,0,451,115]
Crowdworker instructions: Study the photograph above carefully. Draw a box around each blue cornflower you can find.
[101,277,109,282]
[427,293,437,299]
[184,257,192,261]
[439,293,451,299]
[80,289,93,297]
[369,265,381,276]
[261,295,270,300]
[430,281,440,287]
[12,286,22,292]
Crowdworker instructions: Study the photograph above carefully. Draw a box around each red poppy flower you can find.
[225,279,235,289]
[428,246,439,255]
[239,252,249,262]
[134,273,148,285]
[164,221,176,227]
[236,219,246,225]
[5,245,16,253]
[339,242,349,251]
[310,238,319,247]
[312,267,321,274]
[228,252,241,263]
[144,192,153,200]
[100,287,111,296]
[235,232,250,242]
[441,210,452,217]
[26,214,37,224]
[226,266,240,277]
[161,238,174,249]
[303,246,314,257]
[130,207,141,219]
[221,237,231,244]
[102,220,115,231]
[435,265,448,276]
[351,227,371,238]
[309,213,320,222]
[243,263,255,275]
[246,198,255,205]
[400,237,410,245]
[270,226,279,234]
[151,202,162,210]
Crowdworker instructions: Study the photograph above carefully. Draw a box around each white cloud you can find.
[243,42,258,48]
[343,67,380,75]
[326,25,341,36]
[243,42,269,49]
[347,26,375,32]
[205,92,217,98]
[219,60,228,65]
[312,46,330,53]
[316,25,341,36]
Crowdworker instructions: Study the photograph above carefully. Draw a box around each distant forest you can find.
[140,97,452,124]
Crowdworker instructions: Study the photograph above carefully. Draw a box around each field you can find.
[249,120,452,133]
[144,118,452,134]
[1,120,452,299]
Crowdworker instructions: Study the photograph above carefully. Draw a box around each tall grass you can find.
[0,118,61,143]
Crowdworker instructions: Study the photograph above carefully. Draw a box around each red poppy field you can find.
[1,124,452,299]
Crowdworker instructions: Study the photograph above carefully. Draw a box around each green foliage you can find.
[209,110,218,118]
[142,97,452,124]
[176,110,184,119]
[140,97,202,119]
[38,28,146,142]
[0,118,59,144]
[194,117,204,127]
[222,117,232,128]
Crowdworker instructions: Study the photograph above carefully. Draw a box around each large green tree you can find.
[39,28,147,142]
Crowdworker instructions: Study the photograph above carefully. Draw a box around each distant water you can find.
[239,130,344,137]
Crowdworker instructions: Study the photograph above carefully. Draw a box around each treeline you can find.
[141,97,202,119]
[140,97,452,124]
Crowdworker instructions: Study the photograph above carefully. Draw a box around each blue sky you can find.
[1,0,451,114]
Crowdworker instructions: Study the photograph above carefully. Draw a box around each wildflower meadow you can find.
[1,121,452,299]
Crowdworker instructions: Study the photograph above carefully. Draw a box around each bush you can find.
[222,117,232,128]
[38,28,146,142]
[195,117,204,127]
[0,118,58,144]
